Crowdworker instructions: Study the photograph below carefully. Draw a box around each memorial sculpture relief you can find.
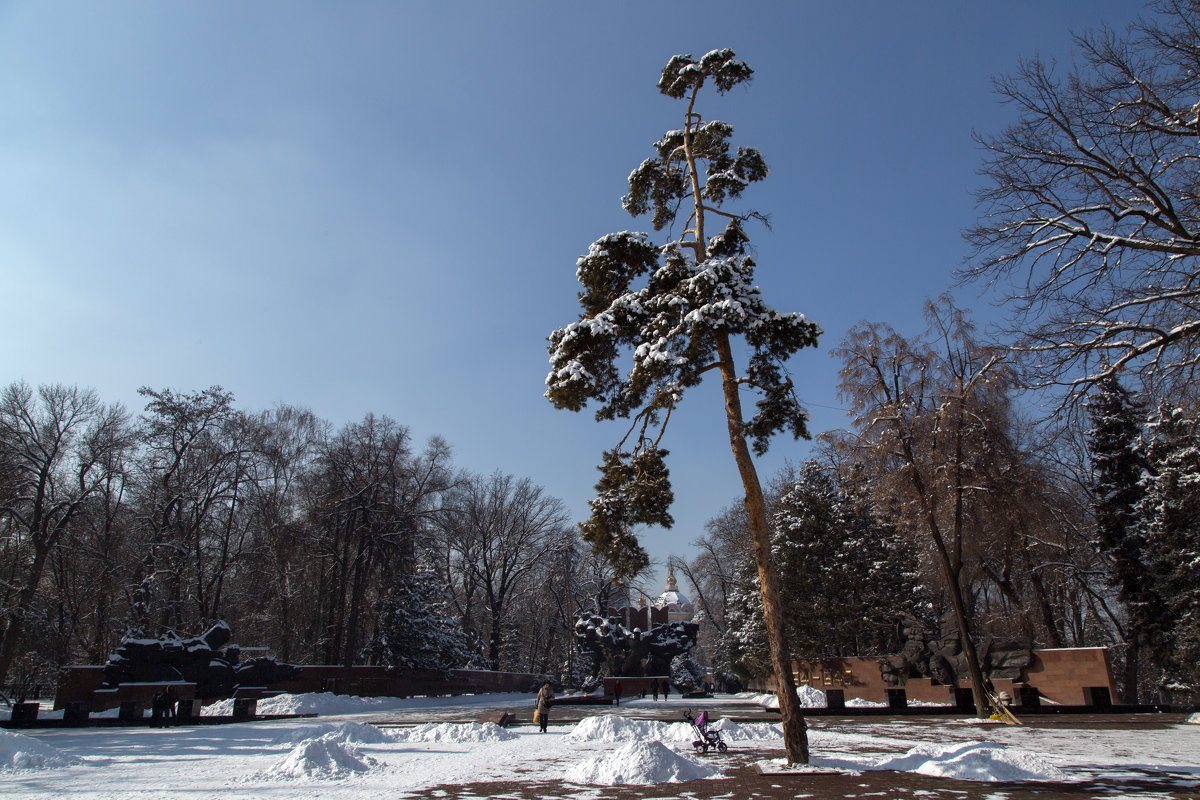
[879,613,1033,687]
[100,621,300,699]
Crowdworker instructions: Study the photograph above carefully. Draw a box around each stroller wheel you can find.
[692,741,704,753]
[717,742,728,753]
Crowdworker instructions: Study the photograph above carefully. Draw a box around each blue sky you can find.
[0,1,1144,594]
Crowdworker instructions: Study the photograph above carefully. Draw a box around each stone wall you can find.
[56,664,544,711]
[783,647,1117,706]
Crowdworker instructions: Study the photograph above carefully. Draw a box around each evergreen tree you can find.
[772,462,853,659]
[834,472,927,656]
[546,50,820,763]
[723,561,770,679]
[669,653,706,693]
[1085,374,1150,702]
[1134,404,1200,689]
[373,571,472,672]
[723,461,924,673]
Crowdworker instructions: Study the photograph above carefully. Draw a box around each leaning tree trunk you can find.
[716,335,810,764]
[950,389,990,717]
[901,434,989,717]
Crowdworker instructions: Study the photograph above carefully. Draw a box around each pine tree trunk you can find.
[716,335,809,764]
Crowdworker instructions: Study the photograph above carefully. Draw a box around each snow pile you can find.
[709,719,783,740]
[846,697,886,708]
[564,740,723,785]
[261,736,374,780]
[204,691,402,717]
[272,721,394,745]
[565,714,692,743]
[389,722,517,743]
[0,731,82,771]
[566,714,780,744]
[1188,712,1199,725]
[870,741,1069,783]
[755,685,827,709]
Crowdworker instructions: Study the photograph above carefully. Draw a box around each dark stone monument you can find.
[99,621,300,702]
[573,612,700,682]
[119,700,144,722]
[232,698,257,721]
[10,702,39,726]
[63,701,91,724]
[1017,686,1042,708]
[1083,685,1112,709]
[879,613,1033,691]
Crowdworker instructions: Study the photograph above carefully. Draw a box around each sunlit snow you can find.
[1,691,1197,798]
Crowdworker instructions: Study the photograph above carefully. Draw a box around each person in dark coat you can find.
[651,678,659,701]
[162,685,178,726]
[151,689,167,727]
[535,680,554,733]
[613,680,623,706]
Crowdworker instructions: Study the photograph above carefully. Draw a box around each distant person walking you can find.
[661,681,669,700]
[535,680,554,733]
[613,680,623,706]
[163,685,178,726]
[651,679,659,701]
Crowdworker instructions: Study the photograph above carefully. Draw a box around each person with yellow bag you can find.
[535,680,554,733]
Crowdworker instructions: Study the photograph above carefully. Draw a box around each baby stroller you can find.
[683,709,728,754]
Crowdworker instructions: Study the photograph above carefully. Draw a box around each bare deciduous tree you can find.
[441,472,570,670]
[963,0,1200,400]
[0,382,130,684]
[831,300,1009,716]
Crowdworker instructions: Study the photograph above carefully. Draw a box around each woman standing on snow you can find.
[535,680,554,733]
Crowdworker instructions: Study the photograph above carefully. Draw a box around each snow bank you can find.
[564,740,723,785]
[261,736,374,780]
[754,685,827,709]
[709,719,784,740]
[870,741,1068,782]
[565,714,693,743]
[204,691,408,717]
[0,730,83,771]
[388,722,517,743]
[846,697,886,708]
[205,691,522,718]
[272,721,394,746]
[1188,712,1199,725]
[564,713,779,744]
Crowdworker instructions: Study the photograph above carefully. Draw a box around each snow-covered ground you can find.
[1,692,1197,798]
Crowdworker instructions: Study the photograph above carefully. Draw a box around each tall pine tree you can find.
[1085,374,1149,702]
[546,50,820,763]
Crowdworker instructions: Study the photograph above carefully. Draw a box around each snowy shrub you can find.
[669,655,706,693]
[372,571,472,672]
